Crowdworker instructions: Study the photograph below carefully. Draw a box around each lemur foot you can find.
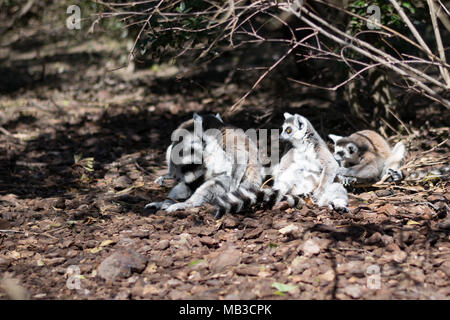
[154,175,168,186]
[166,201,190,213]
[385,168,403,182]
[337,175,357,186]
[143,202,162,215]
[329,199,349,213]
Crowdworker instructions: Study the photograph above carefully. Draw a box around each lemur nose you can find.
[337,151,344,157]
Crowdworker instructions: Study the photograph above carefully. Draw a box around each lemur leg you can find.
[315,162,338,201]
[337,163,379,181]
[267,169,297,206]
[230,160,247,192]
[336,174,357,186]
[318,182,349,213]
[154,174,172,186]
[144,182,192,213]
[383,142,406,181]
[166,175,231,213]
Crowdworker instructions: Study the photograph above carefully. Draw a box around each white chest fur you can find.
[203,136,232,179]
[274,142,322,195]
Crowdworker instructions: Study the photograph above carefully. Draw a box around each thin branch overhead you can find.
[95,0,450,110]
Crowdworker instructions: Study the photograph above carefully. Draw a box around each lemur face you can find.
[281,112,307,142]
[328,134,359,164]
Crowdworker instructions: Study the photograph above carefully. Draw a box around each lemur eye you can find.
[348,147,355,154]
[285,127,292,134]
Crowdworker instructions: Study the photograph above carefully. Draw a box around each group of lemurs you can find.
[143,112,437,219]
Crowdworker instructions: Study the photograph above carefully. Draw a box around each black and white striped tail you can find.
[212,184,260,219]
[258,188,303,210]
[213,187,303,219]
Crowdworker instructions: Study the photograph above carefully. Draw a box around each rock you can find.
[301,239,321,257]
[0,273,29,300]
[279,224,299,235]
[365,232,382,245]
[0,256,10,267]
[155,239,170,250]
[235,265,260,276]
[381,235,394,246]
[114,290,131,300]
[120,229,150,239]
[386,243,401,252]
[391,250,407,263]
[427,194,447,203]
[97,249,147,281]
[45,257,66,266]
[437,217,450,230]
[336,261,365,276]
[439,261,450,277]
[319,269,335,282]
[0,219,11,229]
[117,237,137,247]
[156,256,173,268]
[409,268,425,283]
[375,189,394,197]
[291,256,310,274]
[114,176,132,189]
[244,228,263,239]
[199,236,216,246]
[52,198,66,209]
[209,247,241,273]
[343,285,362,299]
[168,289,189,300]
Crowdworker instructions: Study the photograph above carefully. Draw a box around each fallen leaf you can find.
[279,224,298,235]
[85,247,103,254]
[188,259,204,267]
[271,282,297,293]
[100,239,115,247]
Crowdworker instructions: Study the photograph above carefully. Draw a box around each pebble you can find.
[97,249,147,281]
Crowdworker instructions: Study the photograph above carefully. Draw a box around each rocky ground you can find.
[0,23,449,300]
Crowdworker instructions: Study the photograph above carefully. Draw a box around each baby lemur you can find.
[262,112,349,213]
[144,113,263,218]
[328,130,406,184]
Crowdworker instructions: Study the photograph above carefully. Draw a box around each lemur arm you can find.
[165,174,231,212]
[315,150,339,199]
[337,151,381,181]
[337,162,380,180]
[144,181,193,213]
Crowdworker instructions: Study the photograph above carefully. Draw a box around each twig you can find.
[0,230,23,234]
[292,5,450,109]
[390,0,449,85]
[126,0,164,66]
[427,0,450,87]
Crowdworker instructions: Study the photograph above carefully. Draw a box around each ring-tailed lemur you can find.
[328,130,406,185]
[144,113,263,218]
[143,114,213,213]
[261,112,349,213]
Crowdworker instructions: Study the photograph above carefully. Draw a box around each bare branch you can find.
[427,0,450,87]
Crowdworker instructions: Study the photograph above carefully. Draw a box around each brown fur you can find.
[337,130,391,167]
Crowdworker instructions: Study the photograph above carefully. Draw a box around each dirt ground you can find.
[0,25,449,300]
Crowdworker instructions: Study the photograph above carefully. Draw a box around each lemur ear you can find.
[293,114,304,128]
[215,113,223,122]
[328,134,343,144]
[193,113,202,122]
[283,112,293,119]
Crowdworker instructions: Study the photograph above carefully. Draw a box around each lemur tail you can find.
[213,187,303,219]
[258,188,303,209]
[212,183,261,219]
